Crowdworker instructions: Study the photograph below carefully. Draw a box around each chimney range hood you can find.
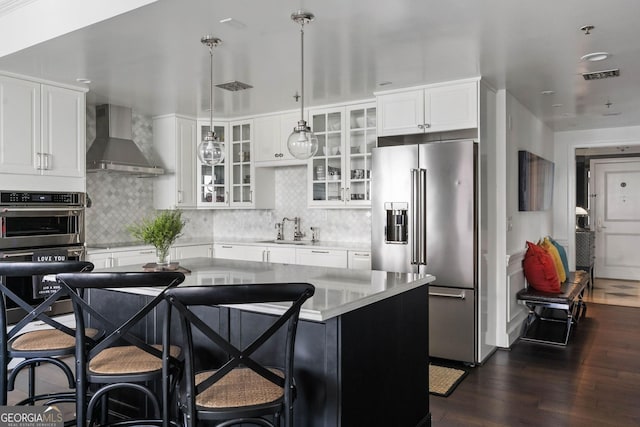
[86,104,164,175]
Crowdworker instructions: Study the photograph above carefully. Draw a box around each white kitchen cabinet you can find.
[86,251,113,269]
[308,103,375,208]
[111,248,157,267]
[153,115,197,209]
[376,80,478,136]
[0,75,85,178]
[197,121,229,207]
[213,243,295,264]
[172,243,213,260]
[197,120,274,209]
[296,248,348,268]
[254,111,306,166]
[40,84,85,177]
[264,246,296,264]
[0,75,40,175]
[348,250,371,270]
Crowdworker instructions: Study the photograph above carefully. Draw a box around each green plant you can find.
[127,210,185,264]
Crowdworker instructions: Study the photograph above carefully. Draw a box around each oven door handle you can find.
[1,251,35,258]
[1,207,82,216]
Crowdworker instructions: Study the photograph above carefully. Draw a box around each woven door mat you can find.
[429,363,468,397]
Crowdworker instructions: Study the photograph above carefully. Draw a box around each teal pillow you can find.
[549,237,570,276]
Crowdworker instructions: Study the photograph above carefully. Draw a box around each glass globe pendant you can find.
[197,36,224,166]
[287,11,318,160]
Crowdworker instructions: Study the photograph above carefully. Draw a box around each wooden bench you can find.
[516,270,589,346]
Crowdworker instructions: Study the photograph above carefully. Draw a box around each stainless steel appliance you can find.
[0,191,85,324]
[372,139,477,364]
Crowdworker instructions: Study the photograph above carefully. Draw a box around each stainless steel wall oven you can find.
[0,191,85,324]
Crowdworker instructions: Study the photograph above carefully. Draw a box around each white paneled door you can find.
[592,158,640,280]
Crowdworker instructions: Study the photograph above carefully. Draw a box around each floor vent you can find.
[216,80,253,91]
[582,69,620,80]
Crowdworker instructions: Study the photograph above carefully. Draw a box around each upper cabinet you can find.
[254,111,306,167]
[376,79,478,137]
[153,114,197,209]
[0,75,85,178]
[307,102,376,208]
[196,120,274,209]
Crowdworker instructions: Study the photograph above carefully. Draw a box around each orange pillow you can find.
[523,241,561,293]
[540,237,566,282]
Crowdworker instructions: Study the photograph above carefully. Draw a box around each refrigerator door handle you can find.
[411,168,419,265]
[419,168,427,265]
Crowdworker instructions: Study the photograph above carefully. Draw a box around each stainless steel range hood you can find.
[86,104,164,175]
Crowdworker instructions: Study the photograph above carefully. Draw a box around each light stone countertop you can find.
[86,238,214,253]
[96,257,433,322]
[214,238,371,252]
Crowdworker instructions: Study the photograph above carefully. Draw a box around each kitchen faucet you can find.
[281,217,305,241]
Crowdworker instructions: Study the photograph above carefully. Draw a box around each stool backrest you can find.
[56,271,185,364]
[163,282,315,425]
[0,261,94,338]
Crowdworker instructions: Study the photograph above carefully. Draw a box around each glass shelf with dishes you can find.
[230,121,253,206]
[197,122,228,207]
[346,103,376,205]
[307,102,376,208]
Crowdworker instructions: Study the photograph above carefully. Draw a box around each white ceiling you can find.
[1,0,639,132]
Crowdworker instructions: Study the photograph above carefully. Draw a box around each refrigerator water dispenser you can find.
[384,202,408,244]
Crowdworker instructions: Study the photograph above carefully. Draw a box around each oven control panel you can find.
[1,191,83,205]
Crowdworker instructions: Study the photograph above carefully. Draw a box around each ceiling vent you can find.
[216,80,253,91]
[582,69,620,80]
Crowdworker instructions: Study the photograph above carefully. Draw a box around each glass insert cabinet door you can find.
[309,107,345,206]
[197,122,228,206]
[230,120,253,206]
[346,103,376,205]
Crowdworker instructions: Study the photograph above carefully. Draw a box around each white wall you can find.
[494,91,555,348]
[553,125,640,270]
[506,94,555,254]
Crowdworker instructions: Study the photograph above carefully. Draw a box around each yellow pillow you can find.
[540,237,566,282]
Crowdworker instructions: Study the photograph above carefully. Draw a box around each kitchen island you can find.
[92,257,434,426]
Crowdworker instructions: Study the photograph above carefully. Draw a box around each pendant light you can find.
[287,11,318,160]
[197,35,224,165]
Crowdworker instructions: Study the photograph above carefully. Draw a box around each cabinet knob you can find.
[423,123,431,128]
[417,124,424,130]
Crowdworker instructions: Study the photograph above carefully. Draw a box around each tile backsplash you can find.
[85,106,370,246]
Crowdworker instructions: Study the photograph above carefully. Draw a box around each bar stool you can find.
[163,282,315,427]
[0,261,96,408]
[56,271,185,427]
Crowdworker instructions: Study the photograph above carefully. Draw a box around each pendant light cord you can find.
[300,22,305,124]
[209,44,214,132]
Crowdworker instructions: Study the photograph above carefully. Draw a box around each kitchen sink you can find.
[257,240,310,245]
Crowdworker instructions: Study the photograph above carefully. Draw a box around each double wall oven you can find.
[0,191,85,324]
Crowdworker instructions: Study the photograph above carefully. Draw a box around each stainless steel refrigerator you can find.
[371,139,477,364]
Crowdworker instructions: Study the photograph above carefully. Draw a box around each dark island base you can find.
[88,285,431,426]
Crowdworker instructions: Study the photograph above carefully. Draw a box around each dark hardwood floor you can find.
[430,303,640,426]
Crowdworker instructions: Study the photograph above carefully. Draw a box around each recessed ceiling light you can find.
[75,78,91,84]
[580,52,611,62]
[541,90,555,95]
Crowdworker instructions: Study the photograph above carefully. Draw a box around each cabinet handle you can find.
[225,191,229,204]
[311,250,329,254]
[430,291,466,300]
[36,153,43,170]
[423,123,431,129]
[249,190,253,203]
[279,153,284,157]
[274,153,278,158]
[221,245,233,249]
[346,187,350,202]
[44,153,51,170]
[177,190,183,204]
[139,250,155,254]
[417,124,424,130]
[340,188,344,200]
[353,252,370,257]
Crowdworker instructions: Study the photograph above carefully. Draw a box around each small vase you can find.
[156,247,170,267]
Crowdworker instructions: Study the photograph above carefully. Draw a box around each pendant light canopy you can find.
[287,11,318,160]
[197,35,224,166]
